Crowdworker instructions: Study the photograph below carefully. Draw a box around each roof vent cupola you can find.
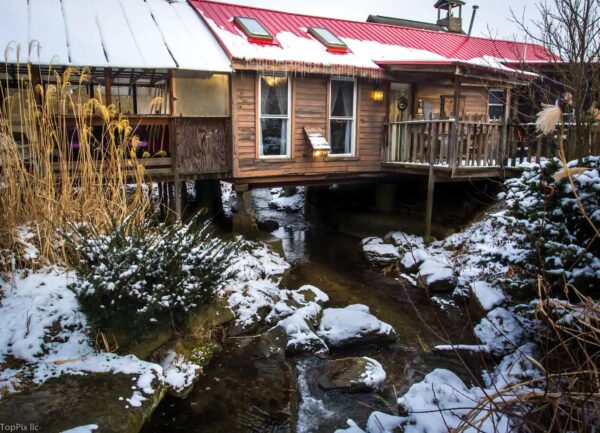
[434,0,465,33]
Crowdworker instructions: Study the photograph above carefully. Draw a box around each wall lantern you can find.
[371,89,384,102]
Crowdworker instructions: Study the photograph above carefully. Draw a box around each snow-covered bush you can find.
[501,157,599,290]
[65,216,238,335]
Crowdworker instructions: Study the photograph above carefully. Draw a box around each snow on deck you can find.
[0,0,231,72]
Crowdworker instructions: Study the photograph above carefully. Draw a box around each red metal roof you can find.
[190,0,553,68]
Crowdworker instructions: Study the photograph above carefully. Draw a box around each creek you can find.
[142,188,482,433]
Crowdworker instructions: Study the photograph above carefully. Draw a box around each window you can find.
[488,89,505,121]
[259,75,291,158]
[329,78,356,155]
[308,27,347,50]
[235,17,273,41]
[173,74,230,117]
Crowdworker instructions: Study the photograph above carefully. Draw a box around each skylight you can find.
[234,17,273,41]
[308,27,347,50]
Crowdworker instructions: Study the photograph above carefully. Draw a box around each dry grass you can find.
[454,282,600,433]
[0,63,150,268]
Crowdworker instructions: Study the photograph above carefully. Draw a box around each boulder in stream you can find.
[266,303,328,356]
[361,238,400,267]
[153,338,220,399]
[416,258,456,292]
[0,373,166,433]
[317,305,396,349]
[258,219,280,232]
[318,357,386,393]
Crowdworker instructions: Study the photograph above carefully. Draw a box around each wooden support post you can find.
[501,88,512,169]
[174,175,182,221]
[104,68,112,106]
[424,168,436,242]
[449,74,462,176]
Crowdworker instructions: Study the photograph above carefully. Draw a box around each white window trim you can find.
[258,74,292,159]
[328,77,357,157]
[488,88,505,122]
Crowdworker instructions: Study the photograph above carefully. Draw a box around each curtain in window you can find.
[276,82,287,115]
[341,84,353,117]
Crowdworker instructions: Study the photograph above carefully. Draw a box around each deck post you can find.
[449,74,462,175]
[501,88,512,169]
[424,167,436,242]
[174,175,182,221]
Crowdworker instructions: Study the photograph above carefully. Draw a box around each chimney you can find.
[434,0,466,33]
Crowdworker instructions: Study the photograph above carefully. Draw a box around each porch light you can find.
[371,89,384,102]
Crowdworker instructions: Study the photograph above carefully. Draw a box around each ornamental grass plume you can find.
[535,104,562,135]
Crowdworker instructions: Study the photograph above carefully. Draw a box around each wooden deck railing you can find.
[385,116,600,172]
[505,122,600,166]
[384,115,504,169]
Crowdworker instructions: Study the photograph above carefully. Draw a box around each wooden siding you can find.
[231,73,386,180]
[415,84,490,117]
[174,117,231,175]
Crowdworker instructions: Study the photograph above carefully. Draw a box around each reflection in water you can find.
[144,187,482,433]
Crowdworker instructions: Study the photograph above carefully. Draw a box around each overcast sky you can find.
[216,0,539,40]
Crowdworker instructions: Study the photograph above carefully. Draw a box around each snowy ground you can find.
[0,234,294,431]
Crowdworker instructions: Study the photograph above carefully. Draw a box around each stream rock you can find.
[185,298,235,334]
[153,339,220,399]
[318,357,386,393]
[317,305,396,349]
[361,238,400,267]
[416,258,456,292]
[399,248,429,273]
[257,219,280,232]
[266,303,328,356]
[0,373,166,433]
[111,325,173,361]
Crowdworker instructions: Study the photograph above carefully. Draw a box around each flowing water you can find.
[143,188,481,433]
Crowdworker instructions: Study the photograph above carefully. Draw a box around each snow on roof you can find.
[191,0,553,75]
[0,0,231,72]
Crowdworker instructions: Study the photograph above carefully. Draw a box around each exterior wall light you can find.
[312,149,329,158]
[371,89,384,102]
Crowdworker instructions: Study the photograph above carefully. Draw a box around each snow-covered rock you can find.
[416,258,456,292]
[318,357,386,393]
[335,420,367,433]
[366,412,403,433]
[361,237,400,267]
[317,305,396,348]
[154,338,218,399]
[0,372,166,433]
[475,307,526,357]
[399,248,430,273]
[267,303,328,356]
[483,342,541,389]
[470,281,506,312]
[397,369,510,433]
[268,188,304,212]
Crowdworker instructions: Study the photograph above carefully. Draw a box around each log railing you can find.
[384,114,504,169]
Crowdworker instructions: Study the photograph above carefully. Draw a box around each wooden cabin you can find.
[1,0,569,233]
[191,0,554,187]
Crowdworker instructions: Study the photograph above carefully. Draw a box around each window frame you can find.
[234,16,273,41]
[257,74,292,159]
[487,88,505,122]
[328,77,357,157]
[308,27,347,50]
